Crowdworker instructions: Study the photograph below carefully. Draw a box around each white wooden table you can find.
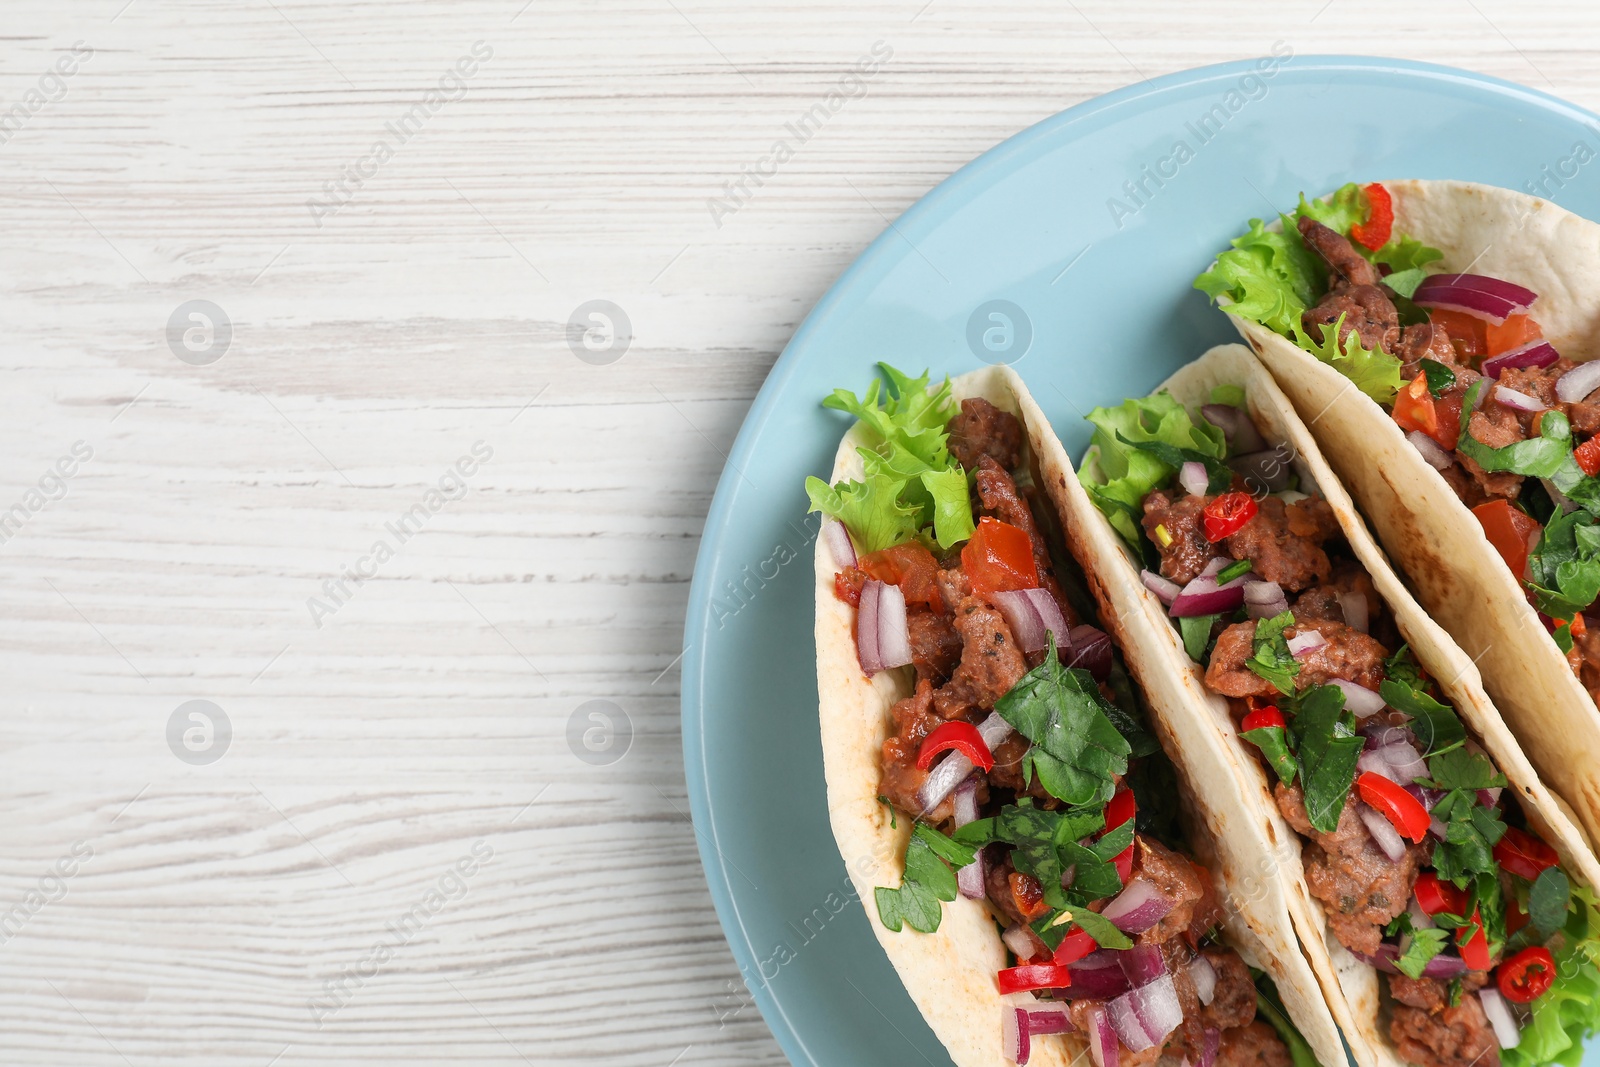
[4,2,1597,1063]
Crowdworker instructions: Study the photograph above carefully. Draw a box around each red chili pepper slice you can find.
[1052,926,1097,967]
[1356,772,1430,843]
[1241,705,1286,731]
[1577,437,1600,478]
[1494,827,1560,881]
[915,720,995,772]
[997,962,1073,996]
[1498,946,1557,1003]
[1350,182,1394,251]
[1414,872,1468,917]
[1202,492,1259,542]
[1457,909,1493,972]
[1104,785,1136,882]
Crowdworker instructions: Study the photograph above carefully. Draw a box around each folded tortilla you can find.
[814,363,1346,1067]
[1220,180,1600,851]
[1048,343,1600,1067]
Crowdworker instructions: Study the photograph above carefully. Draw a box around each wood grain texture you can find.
[3,1,1598,1062]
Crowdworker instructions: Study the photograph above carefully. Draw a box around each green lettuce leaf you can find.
[1080,392,1225,543]
[1455,384,1574,478]
[1293,312,1405,404]
[1194,216,1319,337]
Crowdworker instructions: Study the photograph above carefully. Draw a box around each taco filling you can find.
[1081,384,1600,1067]
[809,366,1312,1067]
[1196,182,1600,705]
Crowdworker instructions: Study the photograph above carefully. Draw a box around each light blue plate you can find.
[683,56,1600,1067]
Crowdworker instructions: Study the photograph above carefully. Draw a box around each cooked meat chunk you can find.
[933,596,1027,719]
[1303,283,1400,352]
[985,853,1049,926]
[878,680,946,818]
[1390,992,1500,1067]
[1201,947,1261,1032]
[1132,837,1207,945]
[1460,404,1527,501]
[1287,616,1388,690]
[1214,1021,1292,1067]
[1276,782,1425,955]
[1298,217,1381,287]
[1291,565,1379,628]
[947,397,1022,472]
[936,567,971,613]
[1221,496,1340,592]
[1143,489,1222,585]
[907,609,961,685]
[1205,621,1281,698]
[1396,322,1458,367]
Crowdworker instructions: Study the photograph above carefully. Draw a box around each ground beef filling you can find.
[864,402,1283,1066]
[1142,489,1340,592]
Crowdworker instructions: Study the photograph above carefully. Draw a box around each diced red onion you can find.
[1118,943,1168,987]
[1482,340,1561,379]
[1003,1003,1030,1064]
[1179,461,1209,497]
[1385,743,1428,782]
[823,519,856,568]
[1070,950,1133,1000]
[1479,786,1504,808]
[1406,784,1443,811]
[1357,748,1401,783]
[1407,430,1453,470]
[1493,385,1544,413]
[1356,944,1468,978]
[917,712,1012,814]
[1361,723,1411,748]
[1188,954,1217,1006]
[877,582,912,669]
[1244,580,1288,620]
[857,579,882,673]
[1479,988,1522,1050]
[1197,1027,1221,1067]
[1142,569,1182,604]
[1556,359,1600,404]
[1171,565,1255,618]
[1102,879,1176,935]
[1201,557,1229,577]
[953,776,980,828]
[1413,273,1537,325]
[1331,678,1386,718]
[953,780,986,896]
[1202,403,1267,453]
[1109,973,1182,1052]
[1228,449,1293,492]
[1287,630,1327,658]
[1086,1005,1120,1067]
[1005,923,1047,962]
[1338,591,1370,633]
[1063,625,1114,681]
[992,588,1069,655]
[1026,1003,1073,1036]
[1359,803,1409,861]
[957,847,988,899]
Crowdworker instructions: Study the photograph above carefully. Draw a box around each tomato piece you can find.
[998,962,1073,995]
[962,517,1039,598]
[1052,926,1097,967]
[1356,772,1431,843]
[1498,946,1557,1003]
[1458,909,1493,971]
[915,720,995,772]
[1350,182,1394,251]
[1203,492,1258,542]
[834,567,867,606]
[1430,308,1488,362]
[1575,613,1590,640]
[1494,827,1560,881]
[859,541,942,609]
[1486,313,1543,357]
[1414,872,1468,917]
[1576,437,1600,478]
[1392,372,1439,436]
[1430,392,1464,450]
[1472,500,1541,582]
[1242,705,1286,731]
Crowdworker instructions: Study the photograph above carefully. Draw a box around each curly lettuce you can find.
[1079,392,1225,543]
[1295,312,1406,404]
[806,364,975,553]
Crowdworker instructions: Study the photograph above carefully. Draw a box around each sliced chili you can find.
[1105,786,1136,882]
[1498,946,1556,1003]
[998,962,1073,996]
[1494,827,1560,881]
[1052,926,1097,967]
[1457,909,1493,972]
[915,720,995,772]
[1350,182,1394,251]
[1241,705,1285,731]
[1357,772,1430,843]
[1414,872,1468,917]
[1203,492,1258,542]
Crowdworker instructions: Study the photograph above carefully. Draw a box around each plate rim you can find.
[679,53,1600,1067]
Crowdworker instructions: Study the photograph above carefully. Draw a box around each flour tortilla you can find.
[1053,343,1600,1067]
[815,363,1346,1067]
[1223,180,1600,851]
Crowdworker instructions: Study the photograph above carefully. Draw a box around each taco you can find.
[807,362,1344,1067]
[1069,342,1600,1067]
[1194,180,1600,850]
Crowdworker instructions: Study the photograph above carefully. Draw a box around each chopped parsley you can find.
[1425,750,1509,885]
[994,634,1131,807]
[1378,674,1464,756]
[875,823,976,933]
[1241,719,1298,786]
[1247,611,1301,694]
[1420,358,1457,397]
[1180,613,1221,662]
[1531,867,1573,939]
[1396,926,1450,979]
[1290,685,1364,833]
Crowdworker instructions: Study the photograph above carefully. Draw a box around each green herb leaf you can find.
[1528,507,1600,618]
[996,634,1132,807]
[875,825,966,933]
[1532,867,1573,939]
[1427,749,1507,791]
[1379,677,1465,756]
[1180,613,1221,662]
[1241,724,1298,785]
[1068,906,1134,949]
[1292,312,1405,405]
[1247,611,1301,695]
[1455,387,1573,479]
[1420,359,1457,398]
[1396,927,1450,979]
[1080,392,1226,545]
[1291,685,1363,833]
[1430,790,1508,884]
[1384,268,1427,300]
